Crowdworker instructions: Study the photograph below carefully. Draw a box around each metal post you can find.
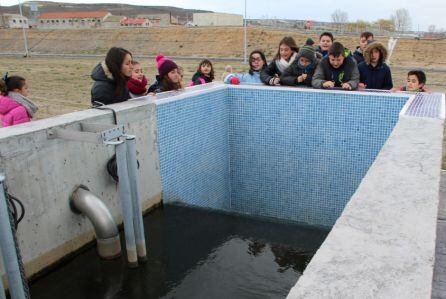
[243,0,247,64]
[17,0,29,57]
[0,174,26,299]
[125,136,147,262]
[115,142,138,268]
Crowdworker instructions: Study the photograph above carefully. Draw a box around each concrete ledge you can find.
[287,116,444,298]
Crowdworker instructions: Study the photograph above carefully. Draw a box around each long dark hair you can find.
[274,36,299,60]
[105,47,132,96]
[197,59,215,81]
[249,50,267,75]
[0,75,26,96]
[159,75,182,92]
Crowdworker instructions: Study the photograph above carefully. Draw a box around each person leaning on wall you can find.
[91,47,133,106]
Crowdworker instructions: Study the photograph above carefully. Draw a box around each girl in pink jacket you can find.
[0,75,38,127]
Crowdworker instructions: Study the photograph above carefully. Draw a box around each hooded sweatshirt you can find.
[358,42,393,90]
[91,62,130,105]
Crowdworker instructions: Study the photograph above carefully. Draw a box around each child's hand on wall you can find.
[323,81,335,88]
[358,83,367,89]
[342,83,352,90]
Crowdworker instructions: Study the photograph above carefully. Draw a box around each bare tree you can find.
[331,9,348,24]
[331,9,348,32]
[392,8,412,32]
[428,24,436,33]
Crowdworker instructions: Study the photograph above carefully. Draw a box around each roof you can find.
[103,15,124,22]
[37,11,109,19]
[121,18,146,25]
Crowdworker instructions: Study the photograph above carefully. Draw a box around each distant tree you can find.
[331,9,348,31]
[374,19,395,32]
[392,8,412,32]
[345,20,370,33]
[428,24,436,33]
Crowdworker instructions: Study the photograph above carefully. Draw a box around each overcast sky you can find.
[1,0,445,31]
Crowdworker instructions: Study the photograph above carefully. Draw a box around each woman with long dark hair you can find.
[91,47,133,105]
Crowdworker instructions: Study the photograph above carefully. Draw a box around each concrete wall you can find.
[0,98,162,278]
[193,13,243,27]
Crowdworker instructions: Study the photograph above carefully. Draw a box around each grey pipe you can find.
[0,174,26,299]
[115,141,138,268]
[70,185,121,260]
[125,136,147,262]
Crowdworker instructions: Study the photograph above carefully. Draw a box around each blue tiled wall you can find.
[156,89,231,210]
[156,87,407,227]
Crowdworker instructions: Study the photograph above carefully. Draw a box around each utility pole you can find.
[243,0,247,64]
[17,0,29,57]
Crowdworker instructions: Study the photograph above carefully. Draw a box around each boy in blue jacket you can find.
[358,42,393,90]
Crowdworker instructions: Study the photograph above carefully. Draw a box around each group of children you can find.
[0,30,429,127]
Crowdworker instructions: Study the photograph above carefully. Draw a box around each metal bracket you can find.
[47,123,125,144]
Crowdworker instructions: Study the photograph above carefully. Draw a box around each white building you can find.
[0,14,29,29]
[193,12,243,27]
[37,11,111,29]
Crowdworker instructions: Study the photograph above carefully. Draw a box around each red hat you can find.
[156,54,178,78]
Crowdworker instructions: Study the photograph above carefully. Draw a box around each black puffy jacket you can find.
[91,62,130,105]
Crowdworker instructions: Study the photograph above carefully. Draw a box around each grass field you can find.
[1,56,445,120]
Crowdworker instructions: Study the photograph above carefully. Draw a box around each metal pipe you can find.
[0,276,5,299]
[0,174,26,299]
[115,141,138,268]
[125,136,147,262]
[69,185,121,260]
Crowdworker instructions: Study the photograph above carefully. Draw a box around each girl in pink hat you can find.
[148,54,182,94]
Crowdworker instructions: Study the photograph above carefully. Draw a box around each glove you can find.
[230,77,240,85]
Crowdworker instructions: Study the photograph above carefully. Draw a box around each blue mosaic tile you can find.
[155,87,408,227]
[405,93,444,118]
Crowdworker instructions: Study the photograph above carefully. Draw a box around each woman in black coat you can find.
[91,47,133,106]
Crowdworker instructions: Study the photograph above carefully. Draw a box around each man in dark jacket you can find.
[357,42,393,90]
[312,42,359,90]
[353,32,374,64]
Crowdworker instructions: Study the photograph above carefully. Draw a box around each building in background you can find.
[102,15,125,28]
[192,13,243,27]
[0,14,29,29]
[37,11,111,29]
[120,17,151,28]
[136,13,179,26]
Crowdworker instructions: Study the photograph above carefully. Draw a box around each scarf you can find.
[276,52,298,74]
[8,92,38,117]
[127,76,148,95]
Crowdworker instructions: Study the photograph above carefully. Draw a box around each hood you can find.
[364,42,388,65]
[91,61,114,82]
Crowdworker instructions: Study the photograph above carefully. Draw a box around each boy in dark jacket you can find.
[312,42,359,90]
[353,32,374,64]
[281,43,318,87]
[358,42,393,90]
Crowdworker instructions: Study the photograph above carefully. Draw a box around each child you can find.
[312,42,359,90]
[358,42,393,90]
[398,70,427,92]
[148,54,182,94]
[281,42,319,87]
[353,31,374,64]
[0,74,38,127]
[127,61,148,98]
[260,36,299,86]
[191,59,215,85]
[316,32,334,58]
[224,50,267,84]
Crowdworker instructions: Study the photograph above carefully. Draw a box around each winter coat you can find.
[311,56,360,90]
[358,42,393,90]
[91,62,130,105]
[280,58,319,87]
[353,47,365,64]
[224,71,262,84]
[148,75,182,94]
[260,53,298,85]
[316,46,328,58]
[0,95,30,127]
[191,72,213,86]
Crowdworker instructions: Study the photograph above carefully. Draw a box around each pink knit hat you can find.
[155,54,178,78]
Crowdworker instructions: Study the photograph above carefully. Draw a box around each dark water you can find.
[29,204,329,299]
